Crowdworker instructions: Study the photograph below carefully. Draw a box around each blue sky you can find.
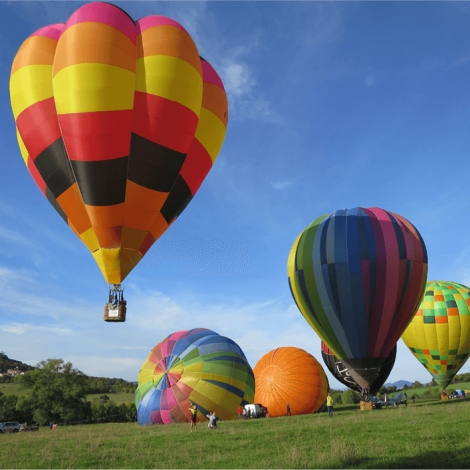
[2,0,470,388]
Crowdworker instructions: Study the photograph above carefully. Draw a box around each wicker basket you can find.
[359,400,373,411]
[104,304,127,322]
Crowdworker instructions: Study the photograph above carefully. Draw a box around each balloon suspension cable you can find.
[107,284,125,303]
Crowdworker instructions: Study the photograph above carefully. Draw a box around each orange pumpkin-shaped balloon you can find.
[253,347,328,417]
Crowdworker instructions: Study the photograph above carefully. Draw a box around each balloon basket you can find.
[104,304,127,322]
[360,401,373,411]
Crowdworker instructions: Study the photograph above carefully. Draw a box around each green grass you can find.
[0,383,26,397]
[1,398,470,468]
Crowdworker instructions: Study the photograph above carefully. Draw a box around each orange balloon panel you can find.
[254,347,328,417]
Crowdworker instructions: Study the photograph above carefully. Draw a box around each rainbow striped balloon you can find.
[9,2,228,286]
[135,329,254,425]
[288,207,428,389]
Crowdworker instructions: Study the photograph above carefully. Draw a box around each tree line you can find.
[0,359,137,425]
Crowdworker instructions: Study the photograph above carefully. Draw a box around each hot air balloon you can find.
[9,2,228,321]
[135,329,254,425]
[401,281,470,390]
[253,347,328,417]
[321,341,397,395]
[287,207,428,391]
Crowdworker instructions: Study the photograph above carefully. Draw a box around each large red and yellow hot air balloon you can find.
[9,2,228,320]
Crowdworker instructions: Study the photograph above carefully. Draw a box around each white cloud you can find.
[1,325,28,335]
[0,323,73,336]
[223,61,254,98]
[270,180,293,190]
[0,225,37,250]
[66,355,143,380]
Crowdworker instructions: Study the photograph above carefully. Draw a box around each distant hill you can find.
[0,353,135,394]
[384,380,412,389]
[0,352,35,374]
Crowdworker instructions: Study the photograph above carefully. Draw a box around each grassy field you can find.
[87,392,135,404]
[1,398,469,469]
[0,383,25,397]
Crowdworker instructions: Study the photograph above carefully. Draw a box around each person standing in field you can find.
[384,393,389,409]
[189,404,198,431]
[326,393,334,417]
[403,393,408,407]
[206,411,214,429]
[286,403,291,416]
[211,411,220,429]
[237,405,243,419]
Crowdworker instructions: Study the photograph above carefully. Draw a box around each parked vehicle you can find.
[244,404,266,418]
[369,396,384,409]
[0,421,24,433]
[449,390,466,399]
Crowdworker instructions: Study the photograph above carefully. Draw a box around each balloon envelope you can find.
[10,2,228,285]
[402,281,470,389]
[321,341,397,394]
[135,329,254,425]
[253,347,328,417]
[288,207,428,390]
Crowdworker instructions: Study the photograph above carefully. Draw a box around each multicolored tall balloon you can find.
[10,2,228,287]
[288,207,428,390]
[402,281,470,389]
[135,329,254,425]
[321,341,396,395]
[253,347,328,417]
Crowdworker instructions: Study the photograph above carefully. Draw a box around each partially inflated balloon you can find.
[402,281,470,389]
[288,207,427,390]
[10,2,228,285]
[135,329,254,425]
[321,341,396,394]
[253,347,328,417]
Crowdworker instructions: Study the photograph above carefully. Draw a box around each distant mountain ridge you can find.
[384,380,412,389]
[0,352,35,373]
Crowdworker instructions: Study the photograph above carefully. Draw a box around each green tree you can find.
[18,359,91,425]
[91,401,136,423]
[342,389,360,405]
[332,393,342,405]
[0,393,21,421]
[412,381,423,389]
